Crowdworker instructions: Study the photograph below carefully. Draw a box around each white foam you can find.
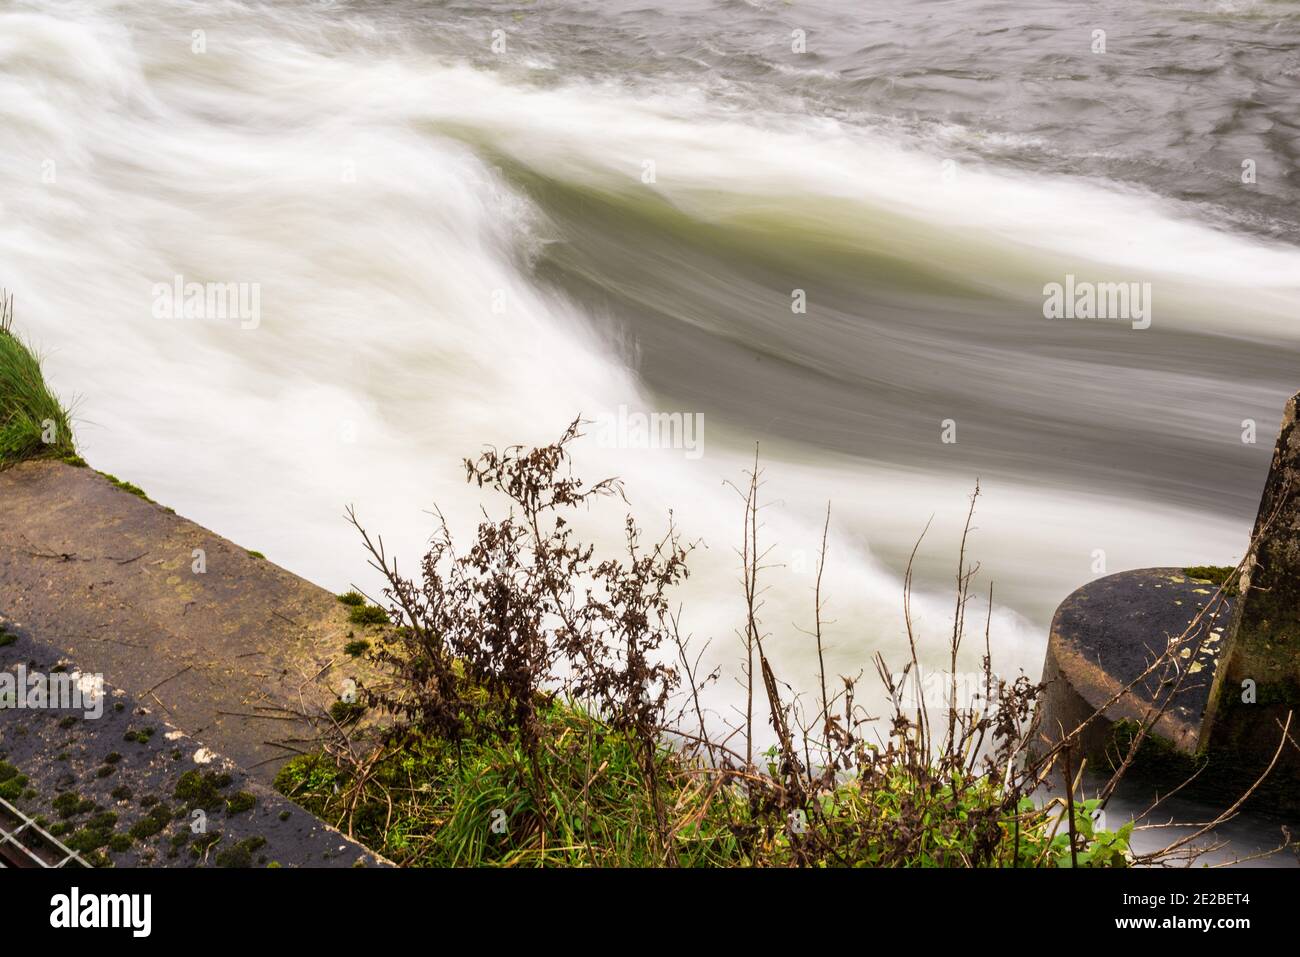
[0,1,1281,727]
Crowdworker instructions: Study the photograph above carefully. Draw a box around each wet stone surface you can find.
[0,622,388,868]
[0,459,381,783]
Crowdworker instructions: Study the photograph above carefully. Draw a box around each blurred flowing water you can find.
[2,0,1299,857]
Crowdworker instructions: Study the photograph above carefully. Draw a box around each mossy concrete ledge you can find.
[0,621,388,867]
[0,458,379,783]
[1038,391,1300,812]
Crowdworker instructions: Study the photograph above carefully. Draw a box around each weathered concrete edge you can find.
[1038,568,1210,757]
[0,619,391,868]
[0,457,385,783]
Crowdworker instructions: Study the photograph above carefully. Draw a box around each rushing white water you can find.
[3,0,1299,743]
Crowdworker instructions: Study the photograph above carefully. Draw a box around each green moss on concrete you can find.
[65,812,119,853]
[127,803,173,840]
[52,792,96,819]
[225,791,255,815]
[174,769,233,810]
[215,835,266,868]
[97,472,152,503]
[65,829,108,852]
[0,762,27,800]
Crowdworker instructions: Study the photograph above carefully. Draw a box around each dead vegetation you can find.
[275,419,1297,867]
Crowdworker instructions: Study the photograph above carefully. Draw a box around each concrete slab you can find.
[0,459,378,783]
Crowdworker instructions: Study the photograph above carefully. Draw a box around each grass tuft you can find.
[348,604,389,626]
[0,290,76,469]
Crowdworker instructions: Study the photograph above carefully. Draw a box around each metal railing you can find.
[0,797,90,868]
